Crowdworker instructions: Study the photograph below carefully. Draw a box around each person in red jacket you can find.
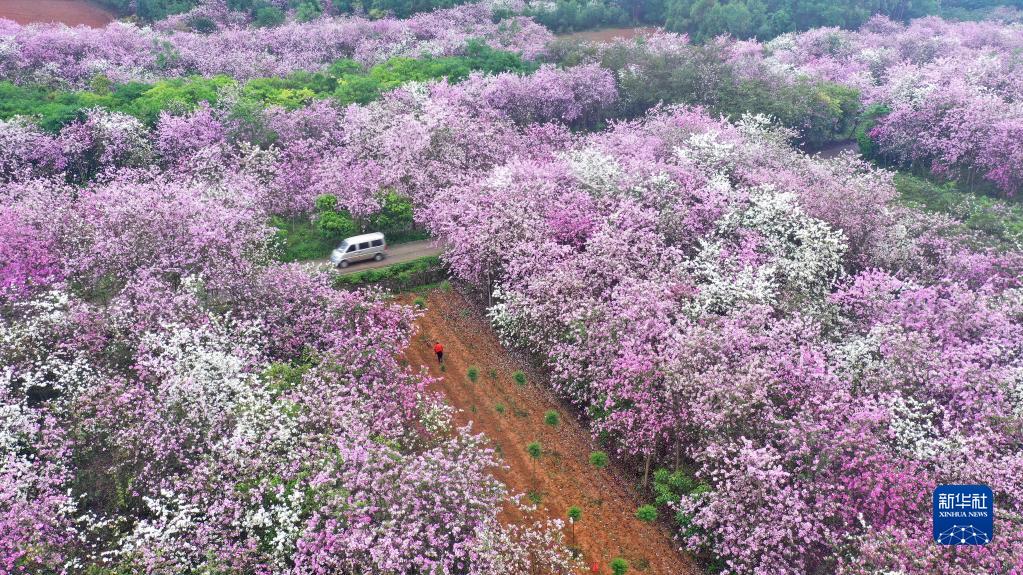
[433,341,444,364]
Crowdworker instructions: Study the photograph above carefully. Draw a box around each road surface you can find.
[306,239,444,275]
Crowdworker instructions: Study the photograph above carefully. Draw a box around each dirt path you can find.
[0,0,115,27]
[306,239,444,274]
[403,288,700,575]
[813,139,860,160]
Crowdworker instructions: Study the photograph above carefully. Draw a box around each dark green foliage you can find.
[610,557,629,575]
[188,16,219,33]
[295,0,324,21]
[651,467,712,540]
[313,195,360,239]
[524,0,632,32]
[854,103,890,160]
[467,366,480,383]
[588,451,609,468]
[663,0,939,41]
[367,192,425,243]
[270,216,340,262]
[317,211,360,239]
[254,5,287,27]
[581,41,861,148]
[652,468,709,507]
[513,370,527,387]
[94,0,196,20]
[312,190,426,252]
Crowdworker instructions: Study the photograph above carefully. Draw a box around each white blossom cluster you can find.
[684,186,847,315]
[883,392,961,461]
[567,147,623,195]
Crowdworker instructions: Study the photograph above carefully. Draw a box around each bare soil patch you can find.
[403,288,700,574]
[0,0,114,27]
[557,26,659,43]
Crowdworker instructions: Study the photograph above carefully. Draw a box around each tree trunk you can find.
[674,436,681,471]
[642,449,652,489]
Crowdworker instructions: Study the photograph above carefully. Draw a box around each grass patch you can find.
[333,255,443,288]
[895,172,1023,247]
[271,216,337,262]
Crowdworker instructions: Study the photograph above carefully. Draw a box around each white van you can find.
[330,232,387,268]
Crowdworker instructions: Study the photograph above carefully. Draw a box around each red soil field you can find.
[403,288,701,575]
[558,26,659,43]
[0,0,114,27]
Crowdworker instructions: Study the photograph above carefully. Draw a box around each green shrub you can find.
[295,0,322,21]
[589,451,609,469]
[316,211,358,238]
[413,297,426,309]
[188,16,218,33]
[495,403,506,414]
[610,557,629,575]
[544,410,560,427]
[635,504,658,522]
[513,370,527,387]
[467,366,480,383]
[652,468,709,507]
[254,5,286,27]
[567,505,582,522]
[333,255,443,288]
[526,441,542,460]
[270,216,338,262]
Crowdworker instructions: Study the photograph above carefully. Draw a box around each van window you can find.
[358,242,370,250]
[346,245,356,253]
[371,239,383,247]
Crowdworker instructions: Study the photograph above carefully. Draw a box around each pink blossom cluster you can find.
[4,7,1023,573]
[0,191,575,573]
[758,16,1023,196]
[416,107,1023,574]
[0,62,614,218]
[0,56,589,575]
[0,3,551,87]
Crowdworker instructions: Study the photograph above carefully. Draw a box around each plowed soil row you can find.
[0,0,114,27]
[402,288,700,575]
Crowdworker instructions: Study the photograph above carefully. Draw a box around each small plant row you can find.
[333,255,445,290]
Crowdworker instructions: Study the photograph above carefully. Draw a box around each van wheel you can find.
[338,260,349,269]
[373,253,384,262]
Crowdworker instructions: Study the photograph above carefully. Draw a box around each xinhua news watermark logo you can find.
[933,485,994,546]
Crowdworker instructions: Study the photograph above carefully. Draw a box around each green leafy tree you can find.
[526,441,543,488]
[254,5,286,27]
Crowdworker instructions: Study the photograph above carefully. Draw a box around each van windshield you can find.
[337,242,348,251]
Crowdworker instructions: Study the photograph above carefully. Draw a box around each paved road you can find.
[305,239,444,275]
